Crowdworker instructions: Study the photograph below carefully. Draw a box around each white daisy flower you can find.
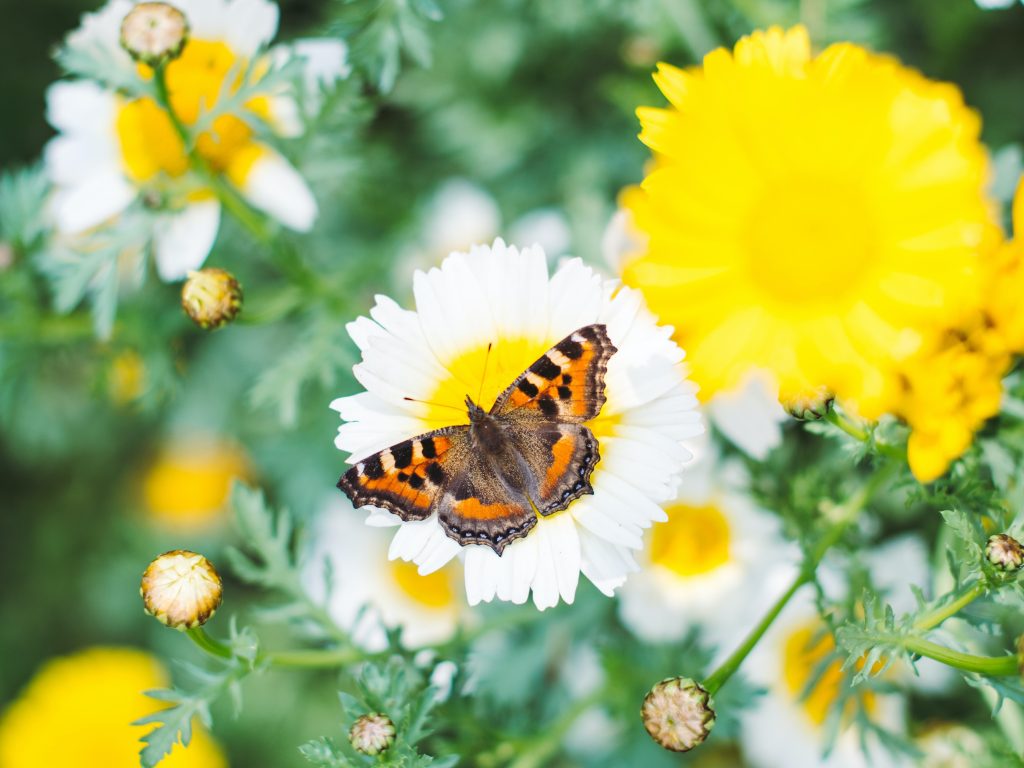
[742,593,910,768]
[602,200,785,459]
[304,497,466,650]
[618,447,797,649]
[330,239,702,610]
[45,0,347,280]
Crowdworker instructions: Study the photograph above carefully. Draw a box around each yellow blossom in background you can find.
[143,437,249,528]
[621,25,999,417]
[0,647,225,768]
[109,350,147,403]
[987,178,1024,354]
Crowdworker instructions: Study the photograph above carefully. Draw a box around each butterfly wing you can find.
[502,419,601,516]
[337,427,468,521]
[490,324,616,422]
[436,450,537,555]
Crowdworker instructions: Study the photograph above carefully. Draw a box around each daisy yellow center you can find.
[423,337,553,427]
[649,502,731,577]
[781,623,875,726]
[389,560,456,609]
[743,182,876,307]
[115,39,270,184]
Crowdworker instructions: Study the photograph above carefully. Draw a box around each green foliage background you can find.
[4,1,1024,766]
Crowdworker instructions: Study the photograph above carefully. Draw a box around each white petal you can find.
[578,531,634,596]
[388,517,438,562]
[52,171,135,234]
[224,0,279,55]
[531,529,560,610]
[547,515,581,604]
[153,200,221,280]
[64,1,135,72]
[546,257,603,339]
[509,534,539,605]
[234,149,317,231]
[707,373,786,460]
[45,80,118,137]
[416,528,461,575]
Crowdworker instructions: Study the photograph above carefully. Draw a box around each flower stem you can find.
[703,462,894,696]
[187,627,233,660]
[151,63,272,243]
[913,581,986,632]
[823,408,905,460]
[902,637,1018,677]
[704,570,809,695]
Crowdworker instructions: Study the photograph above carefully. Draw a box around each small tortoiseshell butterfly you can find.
[337,324,617,555]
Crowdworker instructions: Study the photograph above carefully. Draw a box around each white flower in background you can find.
[508,208,572,258]
[742,593,910,768]
[618,448,796,649]
[304,498,466,650]
[974,0,1016,9]
[45,0,347,280]
[602,199,786,459]
[331,239,702,609]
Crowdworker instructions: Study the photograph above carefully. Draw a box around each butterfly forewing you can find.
[337,427,467,520]
[490,324,616,422]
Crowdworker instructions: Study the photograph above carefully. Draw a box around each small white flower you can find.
[618,448,797,650]
[304,498,466,650]
[45,0,348,280]
[331,239,702,609]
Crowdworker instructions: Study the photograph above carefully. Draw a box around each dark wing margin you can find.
[490,324,616,423]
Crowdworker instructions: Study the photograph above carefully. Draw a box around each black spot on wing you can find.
[427,462,446,485]
[517,378,539,398]
[530,356,561,380]
[561,374,572,384]
[538,394,558,417]
[391,441,413,469]
[408,474,424,489]
[420,437,437,459]
[557,386,572,400]
[556,338,583,360]
[362,455,384,479]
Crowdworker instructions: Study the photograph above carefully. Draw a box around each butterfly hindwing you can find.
[510,420,601,516]
[337,427,467,521]
[491,324,616,423]
[436,449,537,555]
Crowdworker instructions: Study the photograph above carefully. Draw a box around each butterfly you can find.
[337,324,617,555]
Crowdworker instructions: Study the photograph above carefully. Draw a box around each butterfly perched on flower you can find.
[338,324,617,554]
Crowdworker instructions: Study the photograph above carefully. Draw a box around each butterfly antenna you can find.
[402,397,466,414]
[476,343,493,406]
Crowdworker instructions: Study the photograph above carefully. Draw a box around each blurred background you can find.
[3,1,1024,766]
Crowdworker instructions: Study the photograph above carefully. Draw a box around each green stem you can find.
[704,570,809,695]
[151,63,272,243]
[703,463,895,696]
[264,647,366,668]
[187,627,233,660]
[902,637,1018,677]
[824,408,868,442]
[507,687,607,768]
[913,582,986,632]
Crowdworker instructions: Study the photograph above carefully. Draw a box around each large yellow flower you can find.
[621,26,999,416]
[0,647,225,767]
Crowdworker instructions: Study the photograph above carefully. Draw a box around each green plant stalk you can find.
[703,463,895,696]
[824,408,869,441]
[187,627,233,660]
[151,63,272,243]
[902,637,1018,677]
[913,581,986,632]
[187,625,366,669]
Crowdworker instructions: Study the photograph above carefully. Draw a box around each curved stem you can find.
[903,637,1018,677]
[187,627,233,660]
[824,408,868,442]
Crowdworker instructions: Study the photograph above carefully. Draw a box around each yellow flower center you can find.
[781,623,875,726]
[649,502,732,577]
[743,181,876,308]
[115,39,270,185]
[388,560,456,609]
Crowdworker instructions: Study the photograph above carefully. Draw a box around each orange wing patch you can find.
[337,432,458,521]
[533,424,600,515]
[495,324,616,423]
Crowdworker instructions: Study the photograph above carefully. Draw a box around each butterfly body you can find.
[338,324,616,555]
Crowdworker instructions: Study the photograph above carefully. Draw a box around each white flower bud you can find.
[349,713,395,756]
[120,2,189,66]
[140,550,223,630]
[641,677,715,752]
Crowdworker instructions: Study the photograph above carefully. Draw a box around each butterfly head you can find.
[464,394,487,420]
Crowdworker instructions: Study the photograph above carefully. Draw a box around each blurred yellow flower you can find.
[0,647,225,768]
[622,25,998,417]
[109,350,147,403]
[897,321,1008,482]
[987,178,1024,354]
[143,438,249,528]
